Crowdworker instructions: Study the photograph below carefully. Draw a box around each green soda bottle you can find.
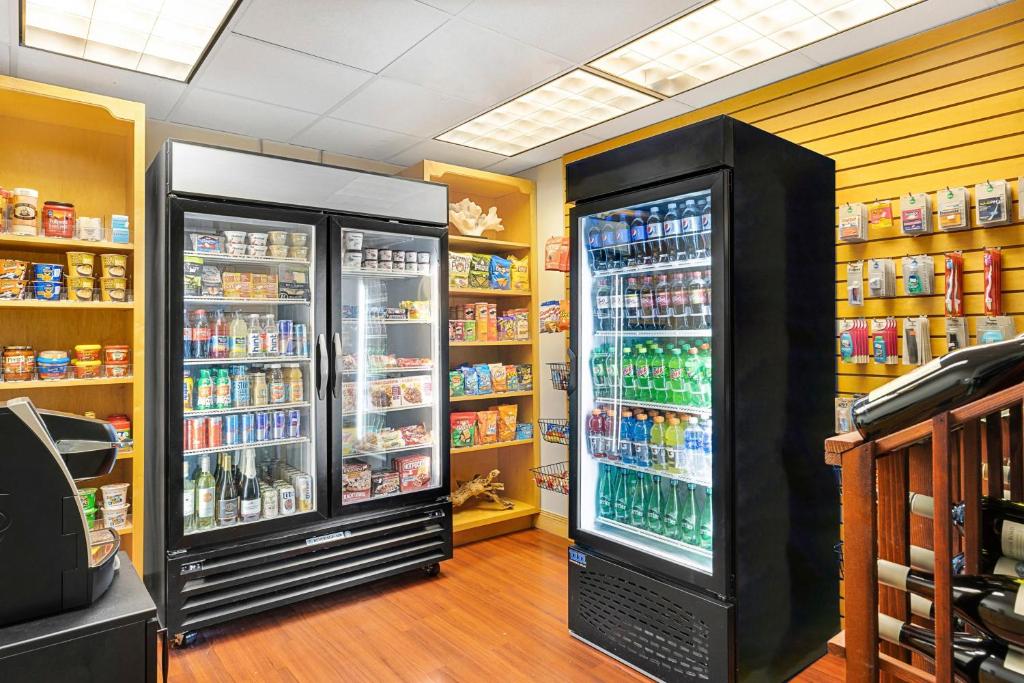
[613,467,628,523]
[598,464,615,518]
[680,482,698,544]
[651,347,668,403]
[698,488,713,549]
[621,346,636,401]
[628,473,646,529]
[698,343,712,408]
[605,345,619,397]
[634,346,652,402]
[684,347,702,408]
[663,480,681,540]
[645,475,665,535]
[667,348,685,405]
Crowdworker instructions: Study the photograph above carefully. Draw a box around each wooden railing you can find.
[825,382,1024,682]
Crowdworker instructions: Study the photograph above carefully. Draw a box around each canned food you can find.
[278,319,294,356]
[241,413,255,444]
[272,410,286,440]
[292,474,312,512]
[287,409,301,438]
[207,416,223,447]
[225,414,240,445]
[278,485,296,515]
[255,412,270,442]
[294,324,308,357]
[261,488,279,519]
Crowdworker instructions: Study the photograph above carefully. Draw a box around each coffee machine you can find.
[0,397,122,628]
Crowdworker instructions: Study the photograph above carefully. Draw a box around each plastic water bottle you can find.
[701,418,713,482]
[683,417,701,480]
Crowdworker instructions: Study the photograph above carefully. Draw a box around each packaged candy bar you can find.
[489,255,511,290]
[510,255,530,291]
[944,251,964,316]
[838,202,868,242]
[900,192,932,235]
[984,247,1002,316]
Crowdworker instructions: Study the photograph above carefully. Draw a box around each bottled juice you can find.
[650,348,668,403]
[214,369,231,409]
[618,410,636,464]
[649,416,666,470]
[195,369,214,410]
[229,312,248,358]
[632,414,651,468]
[634,346,652,401]
[664,416,683,473]
[210,310,229,359]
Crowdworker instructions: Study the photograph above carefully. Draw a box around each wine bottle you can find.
[910,544,966,575]
[910,493,1024,566]
[215,453,239,526]
[851,334,1024,440]
[878,559,1024,648]
[878,613,1024,682]
[194,456,216,530]
[239,449,261,523]
[183,461,195,532]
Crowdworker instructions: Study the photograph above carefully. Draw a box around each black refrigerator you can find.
[565,116,839,682]
[145,141,452,642]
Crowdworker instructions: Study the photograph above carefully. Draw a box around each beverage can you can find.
[241,413,255,444]
[224,414,240,445]
[278,485,296,515]
[287,409,301,438]
[256,412,270,442]
[272,410,286,439]
[294,324,309,357]
[292,474,312,512]
[278,319,294,356]
[207,416,223,447]
[190,418,207,451]
[261,487,279,518]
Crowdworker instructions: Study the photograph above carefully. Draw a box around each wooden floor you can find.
[169,529,845,682]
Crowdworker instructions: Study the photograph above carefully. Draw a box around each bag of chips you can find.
[489,255,511,290]
[509,255,529,291]
[515,422,534,440]
[489,363,507,393]
[476,410,498,444]
[461,365,479,395]
[517,364,533,390]
[540,300,560,332]
[451,412,477,448]
[475,363,493,394]
[497,404,518,442]
[449,252,470,289]
[449,370,464,397]
[469,253,490,289]
[505,365,520,392]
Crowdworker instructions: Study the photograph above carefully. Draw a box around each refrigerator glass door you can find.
[577,186,715,575]
[180,211,320,534]
[335,226,443,507]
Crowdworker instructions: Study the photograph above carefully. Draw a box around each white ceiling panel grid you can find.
[387,138,506,167]
[330,76,480,137]
[234,0,448,73]
[171,88,320,141]
[672,50,820,109]
[292,116,422,160]
[195,34,373,114]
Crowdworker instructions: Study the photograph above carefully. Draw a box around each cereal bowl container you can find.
[100,277,128,302]
[32,280,62,301]
[33,263,63,282]
[67,276,95,301]
[66,252,95,277]
[100,253,127,278]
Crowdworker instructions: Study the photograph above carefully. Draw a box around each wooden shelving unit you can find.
[401,161,540,545]
[0,76,146,572]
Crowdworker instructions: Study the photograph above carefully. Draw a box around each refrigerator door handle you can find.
[331,332,343,399]
[567,347,578,396]
[316,333,328,400]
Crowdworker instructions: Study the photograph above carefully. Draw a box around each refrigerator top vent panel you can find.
[166,141,448,226]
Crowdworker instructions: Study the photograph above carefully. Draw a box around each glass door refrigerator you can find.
[146,142,451,643]
[566,116,840,682]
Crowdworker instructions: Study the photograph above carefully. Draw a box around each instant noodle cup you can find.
[32,280,62,300]
[67,276,95,301]
[74,344,101,361]
[66,252,95,277]
[100,483,129,508]
[100,253,127,278]
[100,277,127,302]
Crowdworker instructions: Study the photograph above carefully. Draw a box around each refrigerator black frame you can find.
[568,170,732,598]
[164,196,331,552]
[327,214,451,517]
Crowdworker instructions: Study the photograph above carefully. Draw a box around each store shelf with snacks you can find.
[401,160,540,545]
[0,75,147,572]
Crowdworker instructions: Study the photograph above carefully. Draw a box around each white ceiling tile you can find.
[417,0,474,13]
[582,99,693,141]
[493,131,601,170]
[195,34,372,114]
[484,157,543,175]
[234,0,448,73]
[292,117,422,160]
[14,45,186,118]
[387,138,505,168]
[671,51,819,109]
[171,88,319,141]
[331,77,480,137]
[382,18,572,105]
[460,0,702,63]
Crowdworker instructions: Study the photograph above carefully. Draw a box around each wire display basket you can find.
[548,362,569,391]
[539,418,569,445]
[530,461,569,495]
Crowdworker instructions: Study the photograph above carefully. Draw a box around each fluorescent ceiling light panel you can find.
[437,69,657,156]
[21,0,237,81]
[588,0,924,96]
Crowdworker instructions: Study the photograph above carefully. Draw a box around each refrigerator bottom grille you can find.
[569,547,731,682]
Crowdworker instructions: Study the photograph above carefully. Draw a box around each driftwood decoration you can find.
[452,469,514,509]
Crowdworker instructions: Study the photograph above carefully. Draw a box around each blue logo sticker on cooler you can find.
[569,548,587,567]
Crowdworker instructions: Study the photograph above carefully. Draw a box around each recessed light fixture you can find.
[436,69,657,156]
[21,0,239,81]
[588,0,924,96]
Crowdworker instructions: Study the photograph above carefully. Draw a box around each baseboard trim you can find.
[534,510,569,538]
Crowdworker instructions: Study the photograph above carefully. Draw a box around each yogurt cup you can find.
[343,251,362,269]
[290,232,308,247]
[66,252,95,277]
[247,232,268,246]
[246,244,268,257]
[343,232,362,251]
[100,482,130,508]
[223,230,246,245]
[268,245,289,258]
[101,503,130,530]
[225,243,246,256]
[268,231,289,245]
[290,246,309,260]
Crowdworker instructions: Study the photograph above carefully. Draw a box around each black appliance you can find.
[145,141,452,643]
[0,397,122,628]
[565,116,839,682]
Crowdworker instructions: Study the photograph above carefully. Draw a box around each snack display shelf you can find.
[183,436,310,457]
[0,299,134,309]
[184,401,310,417]
[342,366,434,375]
[184,356,311,366]
[598,517,713,559]
[0,233,134,252]
[595,398,712,417]
[450,288,532,298]
[0,375,134,390]
[183,250,309,266]
[341,403,434,416]
[452,500,538,533]
[598,257,711,277]
[595,329,711,338]
[448,235,530,253]
[183,297,311,306]
[345,443,435,458]
[603,459,712,489]
[450,390,534,402]
[341,318,432,325]
[449,340,531,347]
[451,438,534,455]
[340,268,429,279]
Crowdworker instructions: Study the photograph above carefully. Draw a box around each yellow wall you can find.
[564,1,1024,397]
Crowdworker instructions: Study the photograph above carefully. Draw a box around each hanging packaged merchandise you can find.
[983,247,1002,315]
[871,318,899,365]
[976,316,1017,345]
[902,316,932,366]
[868,200,894,231]
[975,180,1012,227]
[899,192,932,235]
[835,396,856,434]
[867,258,896,298]
[838,202,868,242]
[901,255,934,296]
[838,319,869,364]
[945,317,968,352]
[847,261,864,306]
[944,251,964,316]
[937,186,970,231]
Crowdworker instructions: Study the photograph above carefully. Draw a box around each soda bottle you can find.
[214,368,232,409]
[670,273,687,330]
[698,488,713,550]
[594,278,611,331]
[680,482,698,544]
[618,409,636,464]
[632,413,651,468]
[605,347,618,397]
[229,312,248,358]
[682,199,700,259]
[651,348,668,403]
[698,198,712,259]
[613,214,631,270]
[649,415,666,470]
[654,275,672,330]
[192,309,210,359]
[195,369,214,410]
[183,309,193,360]
[665,417,683,474]
[645,475,665,535]
[623,277,641,330]
[598,464,615,518]
[587,409,605,458]
[590,346,608,397]
[645,207,663,264]
[639,276,655,330]
[613,467,629,523]
[621,347,636,400]
[691,271,711,330]
[684,347,702,407]
[663,480,681,540]
[210,310,229,359]
[668,348,686,405]
[628,213,646,266]
[609,277,624,329]
[698,343,713,408]
[600,217,617,270]
[634,345,652,401]
[701,418,714,482]
[663,202,681,261]
[629,473,646,529]
[586,219,604,271]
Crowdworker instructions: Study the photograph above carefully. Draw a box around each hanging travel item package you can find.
[983,247,1002,315]
[902,316,931,366]
[847,261,863,306]
[838,319,869,364]
[867,258,896,298]
[871,318,899,365]
[868,200,894,231]
[937,186,970,231]
[838,202,868,242]
[977,316,1017,344]
[945,317,968,352]
[975,180,1012,227]
[835,396,856,434]
[899,192,932,235]
[901,255,934,296]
